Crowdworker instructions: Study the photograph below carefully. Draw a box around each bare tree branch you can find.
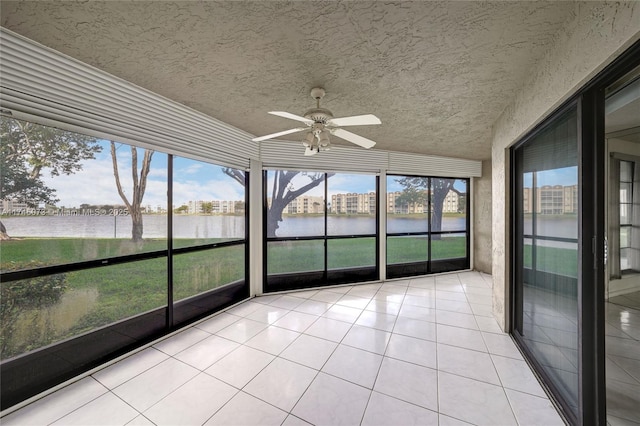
[222,168,246,186]
[110,142,133,211]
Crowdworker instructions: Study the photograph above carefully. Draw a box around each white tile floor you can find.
[1,272,564,426]
[606,290,640,425]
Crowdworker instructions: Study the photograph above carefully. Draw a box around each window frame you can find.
[385,174,471,279]
[0,123,250,409]
[262,170,380,292]
[619,160,635,273]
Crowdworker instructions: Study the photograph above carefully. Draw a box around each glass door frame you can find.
[511,100,587,425]
[510,39,640,425]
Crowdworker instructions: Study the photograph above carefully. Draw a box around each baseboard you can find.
[608,274,640,298]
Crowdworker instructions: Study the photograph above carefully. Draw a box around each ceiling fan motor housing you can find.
[305,108,333,124]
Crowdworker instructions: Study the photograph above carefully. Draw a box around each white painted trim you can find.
[249,159,264,296]
[470,177,475,271]
[388,151,482,177]
[260,141,483,178]
[379,170,387,280]
[608,274,640,298]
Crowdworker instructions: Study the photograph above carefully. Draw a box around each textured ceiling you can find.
[0,1,578,160]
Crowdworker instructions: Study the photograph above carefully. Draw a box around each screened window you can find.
[386,175,469,278]
[264,170,378,291]
[0,117,249,407]
[0,118,168,359]
[172,158,246,303]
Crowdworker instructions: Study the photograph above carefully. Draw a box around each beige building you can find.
[1,198,29,212]
[386,190,461,214]
[522,184,578,214]
[331,192,376,214]
[386,191,425,214]
[187,200,238,214]
[282,195,325,214]
[443,190,460,213]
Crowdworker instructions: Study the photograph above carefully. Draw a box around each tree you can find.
[174,204,189,214]
[431,178,459,235]
[393,177,428,214]
[201,201,213,214]
[0,117,101,240]
[110,142,153,242]
[395,177,461,236]
[223,168,332,237]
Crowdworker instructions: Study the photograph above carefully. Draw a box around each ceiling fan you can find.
[252,87,381,156]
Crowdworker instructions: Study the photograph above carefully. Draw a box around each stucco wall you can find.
[491,2,640,331]
[474,160,492,274]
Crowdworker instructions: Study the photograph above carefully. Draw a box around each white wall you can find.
[491,2,640,330]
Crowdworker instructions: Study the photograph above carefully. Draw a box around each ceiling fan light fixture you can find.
[303,132,315,147]
[255,87,381,154]
[304,146,319,156]
[318,130,331,147]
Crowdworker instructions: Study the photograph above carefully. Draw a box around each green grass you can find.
[266,236,467,273]
[0,237,169,265]
[523,244,578,278]
[0,237,240,266]
[6,235,572,359]
[0,239,244,358]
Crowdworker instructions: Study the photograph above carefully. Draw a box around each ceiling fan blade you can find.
[331,128,376,149]
[269,111,314,124]
[252,127,307,142]
[327,114,381,127]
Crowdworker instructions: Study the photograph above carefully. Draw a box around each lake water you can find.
[1,215,579,240]
[2,214,468,239]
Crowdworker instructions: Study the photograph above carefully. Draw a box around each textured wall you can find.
[491,2,640,331]
[473,160,492,274]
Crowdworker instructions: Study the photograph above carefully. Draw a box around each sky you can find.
[40,140,245,209]
[522,166,578,188]
[40,140,469,209]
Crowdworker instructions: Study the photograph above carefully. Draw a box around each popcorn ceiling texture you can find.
[1,1,576,160]
[491,2,640,331]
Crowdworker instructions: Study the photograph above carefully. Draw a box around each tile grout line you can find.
[356,280,408,425]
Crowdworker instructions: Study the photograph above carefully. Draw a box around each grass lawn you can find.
[1,235,575,359]
[0,238,244,358]
[523,244,578,277]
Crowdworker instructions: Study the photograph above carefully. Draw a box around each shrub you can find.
[0,261,67,358]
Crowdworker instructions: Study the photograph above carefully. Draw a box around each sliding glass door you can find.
[511,42,640,426]
[513,106,580,419]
